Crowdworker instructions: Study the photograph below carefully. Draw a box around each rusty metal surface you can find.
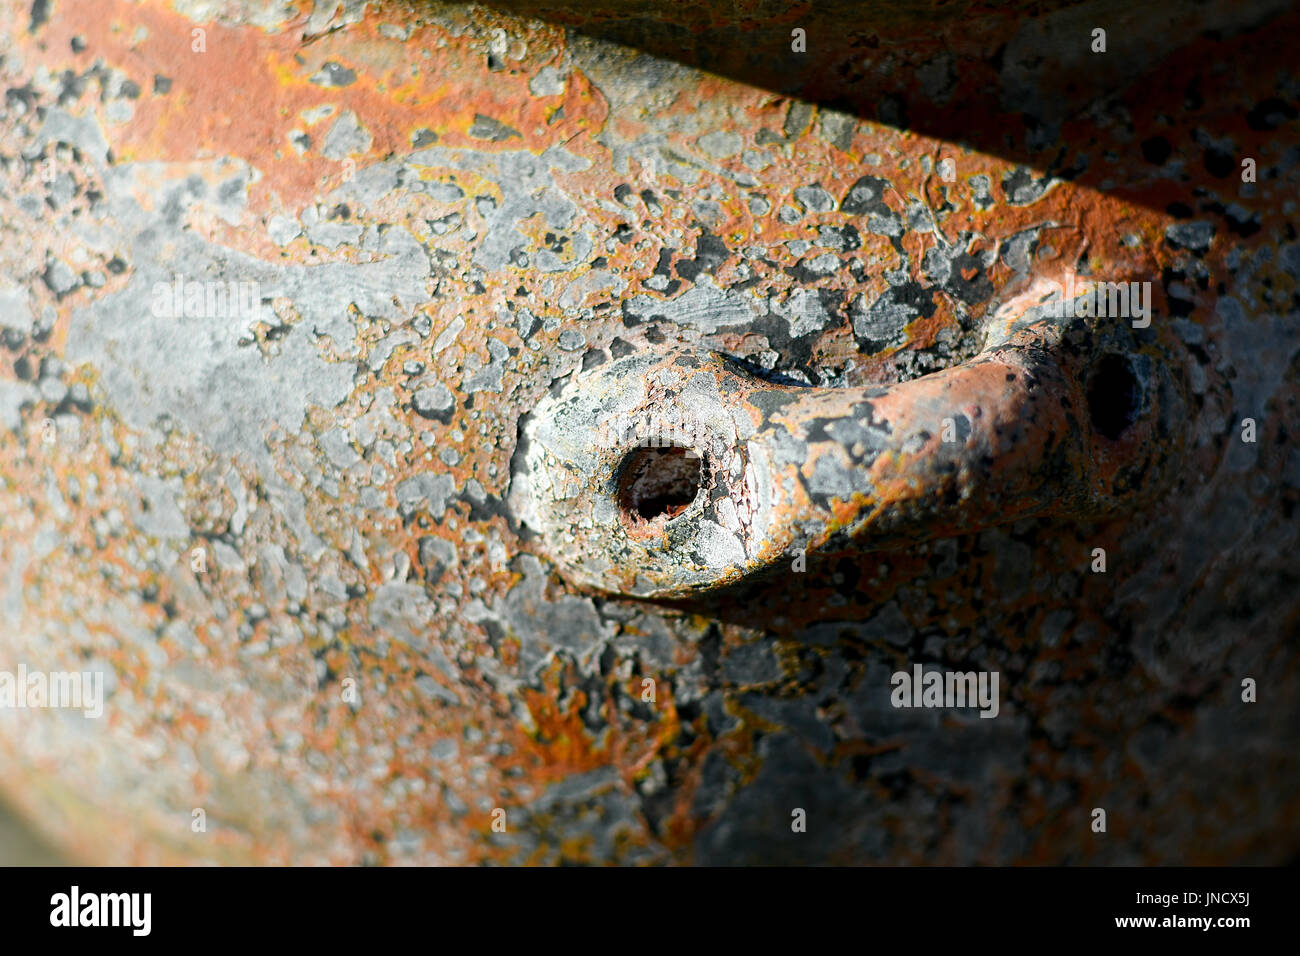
[522,320,1183,599]
[0,0,1297,864]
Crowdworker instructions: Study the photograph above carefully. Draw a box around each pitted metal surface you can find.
[0,0,1297,865]
[522,315,1186,598]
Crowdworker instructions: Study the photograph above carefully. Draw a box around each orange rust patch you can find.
[16,0,604,216]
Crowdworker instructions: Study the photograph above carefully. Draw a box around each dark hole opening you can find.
[617,445,703,522]
[1086,353,1142,440]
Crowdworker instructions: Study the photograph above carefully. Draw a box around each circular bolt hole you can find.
[616,445,704,524]
[1086,353,1142,440]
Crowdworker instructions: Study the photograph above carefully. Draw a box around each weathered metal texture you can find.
[0,0,1297,864]
[523,318,1183,598]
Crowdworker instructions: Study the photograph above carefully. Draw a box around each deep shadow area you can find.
[617,444,705,522]
[449,0,1298,216]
